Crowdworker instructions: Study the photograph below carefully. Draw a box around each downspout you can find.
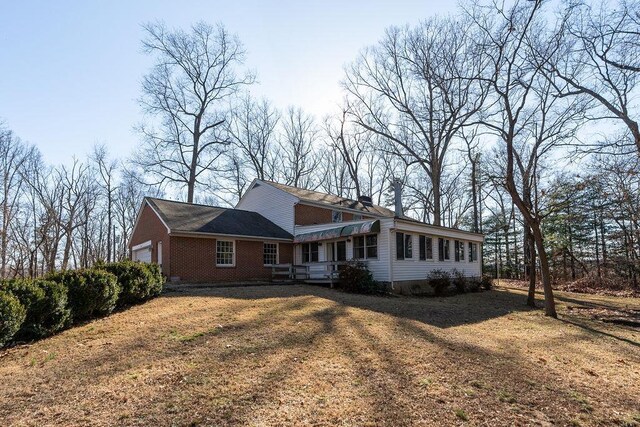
[388,221,395,291]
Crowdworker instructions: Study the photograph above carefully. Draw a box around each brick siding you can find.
[169,237,293,283]
[294,203,371,225]
[129,204,170,276]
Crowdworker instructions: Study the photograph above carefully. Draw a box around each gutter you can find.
[169,231,293,242]
[388,221,395,291]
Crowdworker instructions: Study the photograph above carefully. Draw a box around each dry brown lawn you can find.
[0,284,639,426]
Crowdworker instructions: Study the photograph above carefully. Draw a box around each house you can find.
[129,179,483,292]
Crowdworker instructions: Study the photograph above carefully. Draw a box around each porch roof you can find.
[293,219,380,243]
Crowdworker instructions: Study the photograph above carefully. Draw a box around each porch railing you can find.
[271,261,352,288]
[271,264,309,281]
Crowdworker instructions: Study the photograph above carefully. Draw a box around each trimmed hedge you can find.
[100,260,165,306]
[1,279,70,339]
[47,269,120,321]
[144,262,165,298]
[0,291,26,347]
[1,261,164,348]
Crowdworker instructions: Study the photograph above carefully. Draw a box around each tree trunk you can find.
[531,223,557,318]
[471,157,479,233]
[525,226,537,307]
[594,211,601,279]
[432,172,442,226]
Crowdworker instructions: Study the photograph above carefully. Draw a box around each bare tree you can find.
[543,0,640,157]
[278,106,320,188]
[324,106,374,198]
[466,0,573,317]
[91,145,118,262]
[344,16,488,225]
[135,21,254,202]
[226,93,280,182]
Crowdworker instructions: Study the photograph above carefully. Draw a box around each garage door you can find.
[132,239,152,264]
[133,247,151,263]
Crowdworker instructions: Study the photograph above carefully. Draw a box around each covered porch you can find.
[271,219,380,285]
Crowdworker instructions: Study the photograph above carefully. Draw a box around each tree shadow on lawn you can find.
[164,284,538,329]
[4,285,639,426]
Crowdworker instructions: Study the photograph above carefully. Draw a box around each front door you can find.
[327,241,347,271]
[336,241,346,262]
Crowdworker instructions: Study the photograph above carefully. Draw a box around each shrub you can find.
[0,290,26,347]
[101,261,154,306]
[98,260,164,306]
[2,279,70,339]
[481,274,493,290]
[451,269,467,294]
[466,276,482,293]
[427,269,451,296]
[48,269,120,321]
[143,262,165,298]
[338,260,386,295]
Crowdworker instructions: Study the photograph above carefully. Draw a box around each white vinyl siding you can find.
[389,220,483,281]
[235,181,298,234]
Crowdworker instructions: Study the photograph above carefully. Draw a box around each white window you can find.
[454,240,465,262]
[263,242,278,266]
[353,213,363,221]
[332,210,343,222]
[419,235,433,260]
[302,242,319,263]
[468,242,479,262]
[438,238,450,261]
[353,234,378,259]
[396,232,413,260]
[216,240,235,266]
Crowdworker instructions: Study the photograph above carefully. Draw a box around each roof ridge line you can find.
[146,196,259,214]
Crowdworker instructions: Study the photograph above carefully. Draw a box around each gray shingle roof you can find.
[263,181,396,217]
[146,198,292,240]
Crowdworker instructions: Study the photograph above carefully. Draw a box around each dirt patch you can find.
[0,285,638,426]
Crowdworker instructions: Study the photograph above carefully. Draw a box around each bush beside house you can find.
[338,261,386,295]
[0,291,26,347]
[100,260,163,306]
[1,279,70,339]
[0,261,165,348]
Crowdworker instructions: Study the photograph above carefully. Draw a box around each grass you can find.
[0,284,638,426]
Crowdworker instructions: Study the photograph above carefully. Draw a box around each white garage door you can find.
[132,240,153,263]
[133,247,152,263]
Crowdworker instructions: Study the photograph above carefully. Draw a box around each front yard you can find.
[0,284,638,426]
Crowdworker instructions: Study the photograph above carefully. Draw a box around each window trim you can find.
[353,233,378,260]
[263,242,279,266]
[438,238,450,261]
[396,232,413,260]
[454,240,465,262]
[216,239,236,267]
[468,242,479,262]
[301,242,320,263]
[419,235,433,261]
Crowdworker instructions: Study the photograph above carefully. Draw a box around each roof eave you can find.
[169,230,293,242]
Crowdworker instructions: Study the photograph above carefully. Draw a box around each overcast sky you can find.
[0,1,457,165]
